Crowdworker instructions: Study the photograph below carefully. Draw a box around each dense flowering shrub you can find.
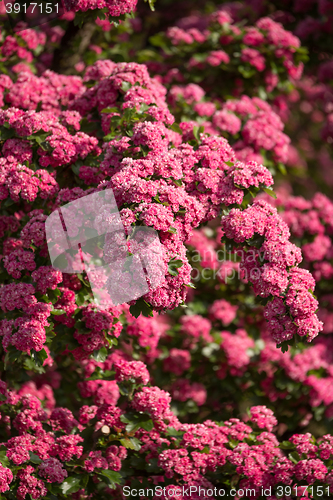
[142,10,307,99]
[2,379,333,497]
[0,0,333,497]
[167,89,291,173]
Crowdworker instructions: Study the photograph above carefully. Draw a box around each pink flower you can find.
[0,464,13,493]
[241,48,266,72]
[250,405,278,431]
[206,50,230,66]
[38,458,68,483]
[163,348,191,376]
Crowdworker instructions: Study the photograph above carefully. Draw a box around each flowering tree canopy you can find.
[0,0,333,497]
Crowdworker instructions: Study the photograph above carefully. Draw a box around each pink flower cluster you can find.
[167,87,290,165]
[5,71,84,113]
[0,2,332,497]
[0,107,99,173]
[1,368,333,494]
[65,0,138,16]
[281,193,333,284]
[61,60,275,312]
[218,329,255,378]
[0,27,46,74]
[151,10,304,94]
[171,379,207,406]
[221,199,323,344]
[0,163,59,205]
[73,304,123,360]
[0,283,52,352]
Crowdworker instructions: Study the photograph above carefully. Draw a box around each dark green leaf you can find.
[2,198,15,208]
[31,348,48,367]
[280,441,295,450]
[98,469,122,487]
[129,299,153,318]
[60,476,82,495]
[4,348,21,367]
[168,257,184,276]
[71,164,81,176]
[0,127,15,140]
[166,427,185,437]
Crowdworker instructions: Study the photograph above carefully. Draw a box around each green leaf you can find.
[92,347,108,363]
[279,342,289,353]
[98,469,122,487]
[29,451,42,464]
[76,290,87,307]
[130,455,146,470]
[0,450,10,467]
[280,441,296,450]
[129,437,141,451]
[288,451,300,464]
[30,348,48,368]
[0,127,15,140]
[170,123,182,134]
[173,179,183,187]
[71,163,81,176]
[121,81,132,93]
[141,419,154,431]
[193,125,204,141]
[149,33,167,49]
[185,282,196,289]
[247,235,265,249]
[262,187,277,199]
[146,458,160,474]
[120,437,141,450]
[2,198,15,208]
[125,421,141,433]
[145,0,156,10]
[168,227,177,234]
[121,413,154,433]
[228,438,239,449]
[101,107,119,114]
[53,253,70,272]
[60,476,82,495]
[166,427,184,438]
[50,309,66,315]
[139,103,150,114]
[35,136,49,151]
[129,298,153,318]
[277,163,287,175]
[168,257,184,277]
[4,348,21,368]
[258,86,267,100]
[48,288,61,300]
